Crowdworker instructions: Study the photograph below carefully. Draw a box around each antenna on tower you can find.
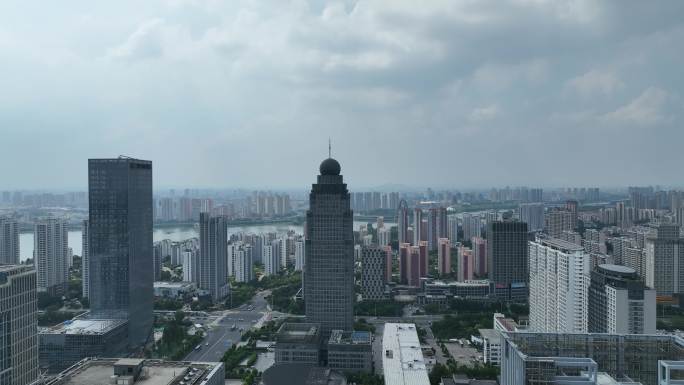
[328,138,331,158]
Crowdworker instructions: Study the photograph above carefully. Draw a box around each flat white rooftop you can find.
[382,323,430,385]
[44,318,127,335]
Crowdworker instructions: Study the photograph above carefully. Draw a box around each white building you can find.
[462,213,481,241]
[34,217,69,294]
[294,240,305,271]
[479,328,502,365]
[233,244,254,283]
[181,250,194,282]
[529,237,590,333]
[263,244,280,276]
[377,228,390,247]
[382,323,430,385]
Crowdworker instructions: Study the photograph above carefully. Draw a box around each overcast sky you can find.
[1,1,683,190]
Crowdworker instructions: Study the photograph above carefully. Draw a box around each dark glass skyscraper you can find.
[198,212,229,300]
[487,219,529,299]
[88,157,153,347]
[304,157,354,338]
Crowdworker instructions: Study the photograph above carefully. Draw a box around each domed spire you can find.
[320,158,341,175]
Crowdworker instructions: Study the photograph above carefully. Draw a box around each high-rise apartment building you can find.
[462,213,481,241]
[472,236,487,277]
[88,157,153,347]
[294,240,305,271]
[447,215,459,243]
[544,208,575,238]
[304,157,354,337]
[518,203,544,232]
[437,238,451,276]
[0,215,19,265]
[488,220,529,298]
[34,217,69,295]
[263,244,279,276]
[529,237,589,333]
[588,264,656,334]
[399,243,410,285]
[645,222,684,297]
[457,246,474,282]
[413,208,423,245]
[361,246,387,300]
[199,213,229,300]
[0,265,39,385]
[232,243,254,283]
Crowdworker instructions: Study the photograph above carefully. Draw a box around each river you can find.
[18,220,393,261]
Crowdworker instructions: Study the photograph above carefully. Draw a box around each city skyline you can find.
[1,1,684,189]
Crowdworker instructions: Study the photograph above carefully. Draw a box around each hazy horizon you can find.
[1,1,683,190]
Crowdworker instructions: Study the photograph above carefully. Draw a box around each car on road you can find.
[205,342,209,346]
[195,345,202,350]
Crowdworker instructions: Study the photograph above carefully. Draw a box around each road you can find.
[183,290,272,362]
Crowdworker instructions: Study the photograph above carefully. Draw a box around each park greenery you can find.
[354,300,404,317]
[154,311,204,361]
[429,362,499,385]
[345,373,384,385]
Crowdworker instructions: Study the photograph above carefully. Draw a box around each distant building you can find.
[457,246,474,282]
[413,208,423,245]
[382,323,430,385]
[397,200,409,245]
[361,246,387,300]
[198,213,229,300]
[153,281,196,299]
[437,238,451,276]
[327,330,372,373]
[518,203,544,231]
[88,157,153,347]
[43,358,224,385]
[645,222,684,297]
[462,213,481,241]
[529,237,589,333]
[231,242,254,283]
[264,243,279,276]
[544,208,575,238]
[0,265,39,385]
[34,217,69,295]
[262,364,346,385]
[471,237,487,276]
[295,240,305,271]
[304,156,354,338]
[0,214,19,264]
[588,264,656,334]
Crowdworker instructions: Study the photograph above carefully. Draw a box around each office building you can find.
[274,323,321,365]
[361,246,387,300]
[437,238,451,276]
[423,279,491,299]
[304,156,354,337]
[327,330,372,373]
[39,318,128,373]
[0,265,39,385]
[0,215,19,264]
[198,213,229,300]
[43,358,225,385]
[34,217,69,295]
[382,323,430,385]
[501,332,684,385]
[81,220,89,299]
[487,220,528,298]
[529,237,589,333]
[88,157,153,347]
[588,264,656,334]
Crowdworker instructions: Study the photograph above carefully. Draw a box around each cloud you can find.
[567,69,624,97]
[470,104,500,122]
[602,87,670,126]
[108,18,167,60]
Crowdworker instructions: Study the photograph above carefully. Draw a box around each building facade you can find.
[0,215,19,265]
[645,223,684,298]
[88,157,153,347]
[34,217,69,295]
[0,265,39,385]
[487,220,529,298]
[361,246,387,300]
[198,213,229,300]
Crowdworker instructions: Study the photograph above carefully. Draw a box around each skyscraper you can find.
[232,243,254,283]
[413,208,423,245]
[304,156,354,337]
[361,246,387,300]
[81,219,90,299]
[0,265,39,385]
[529,237,589,333]
[88,157,153,347]
[199,212,229,299]
[437,238,451,276]
[34,217,69,295]
[0,214,19,265]
[488,220,529,298]
[588,264,656,334]
[518,203,544,232]
[544,208,575,238]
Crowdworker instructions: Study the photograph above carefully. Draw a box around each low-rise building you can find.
[39,317,128,373]
[262,363,346,385]
[274,323,321,365]
[327,330,372,373]
[382,323,430,385]
[478,329,501,365]
[423,279,491,299]
[43,357,225,385]
[153,281,196,299]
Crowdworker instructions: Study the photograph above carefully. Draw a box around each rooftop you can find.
[537,236,585,252]
[478,329,501,342]
[153,281,195,289]
[42,318,127,336]
[275,322,321,345]
[328,330,372,345]
[262,364,346,385]
[382,323,430,385]
[45,358,223,385]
